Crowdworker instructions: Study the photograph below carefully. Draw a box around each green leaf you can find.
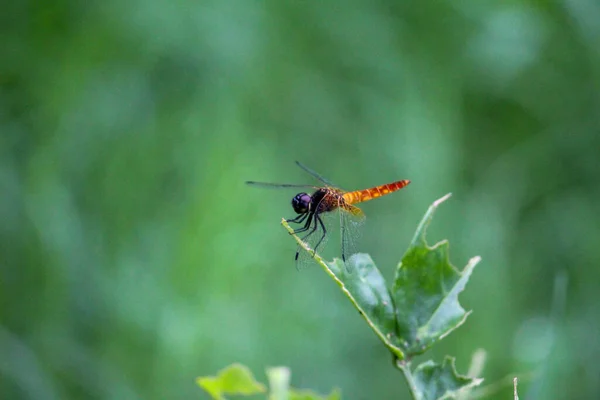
[328,254,404,357]
[196,363,266,400]
[392,193,481,356]
[282,220,405,359]
[410,357,483,400]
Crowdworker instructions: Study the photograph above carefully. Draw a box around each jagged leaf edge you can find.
[412,356,484,400]
[393,193,481,354]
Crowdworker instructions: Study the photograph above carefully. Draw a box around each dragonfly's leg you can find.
[286,213,308,225]
[295,214,320,260]
[299,215,319,241]
[295,195,326,235]
[294,215,317,261]
[292,213,314,234]
[312,215,327,255]
[294,246,304,270]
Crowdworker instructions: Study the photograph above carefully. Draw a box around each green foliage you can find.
[196,364,339,400]
[316,253,403,359]
[196,363,266,400]
[4,0,599,398]
[198,194,481,399]
[280,193,482,399]
[393,194,480,356]
[404,357,482,400]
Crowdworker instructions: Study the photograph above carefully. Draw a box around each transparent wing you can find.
[289,205,365,272]
[339,205,366,272]
[295,161,339,187]
[246,181,318,189]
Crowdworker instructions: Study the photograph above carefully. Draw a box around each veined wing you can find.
[245,181,319,189]
[289,200,366,272]
[295,161,339,188]
[338,204,366,271]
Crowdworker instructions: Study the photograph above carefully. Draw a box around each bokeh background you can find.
[2,1,599,399]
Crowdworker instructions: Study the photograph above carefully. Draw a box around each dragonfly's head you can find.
[292,193,311,214]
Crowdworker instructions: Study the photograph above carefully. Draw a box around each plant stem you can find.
[397,360,421,400]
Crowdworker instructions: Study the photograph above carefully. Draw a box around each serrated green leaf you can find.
[282,218,405,359]
[392,194,481,356]
[196,363,266,400]
[411,357,483,400]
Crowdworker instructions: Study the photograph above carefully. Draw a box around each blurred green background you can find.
[2,1,599,399]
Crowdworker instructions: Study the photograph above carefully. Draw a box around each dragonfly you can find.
[246,161,410,269]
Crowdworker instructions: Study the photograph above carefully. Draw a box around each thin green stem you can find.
[396,360,421,400]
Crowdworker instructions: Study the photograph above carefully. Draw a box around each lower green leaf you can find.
[411,357,483,400]
[196,363,266,400]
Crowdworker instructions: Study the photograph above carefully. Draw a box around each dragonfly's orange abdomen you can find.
[342,180,411,204]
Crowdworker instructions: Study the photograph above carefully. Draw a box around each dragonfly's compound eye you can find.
[292,193,311,214]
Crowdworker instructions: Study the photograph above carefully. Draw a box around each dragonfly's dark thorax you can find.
[311,188,343,213]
